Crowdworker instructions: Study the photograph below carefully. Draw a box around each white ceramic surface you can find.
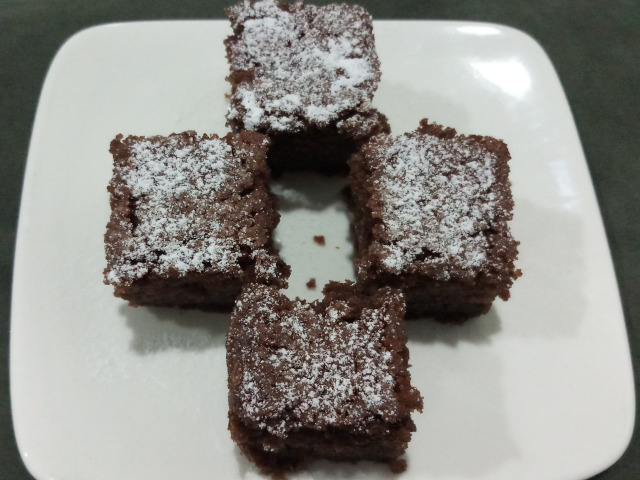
[11,21,634,480]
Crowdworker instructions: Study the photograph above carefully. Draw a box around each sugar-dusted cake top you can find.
[105,131,278,286]
[353,121,514,280]
[228,282,420,436]
[225,0,381,133]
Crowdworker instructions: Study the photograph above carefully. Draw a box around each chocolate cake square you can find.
[349,120,521,321]
[226,281,422,474]
[104,130,289,310]
[225,0,390,174]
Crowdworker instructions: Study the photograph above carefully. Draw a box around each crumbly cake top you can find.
[225,0,380,133]
[359,122,513,279]
[228,283,414,437]
[105,131,276,286]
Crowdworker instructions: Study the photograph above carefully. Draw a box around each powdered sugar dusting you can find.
[226,0,380,133]
[105,134,261,285]
[371,132,502,277]
[229,284,403,437]
[250,248,284,285]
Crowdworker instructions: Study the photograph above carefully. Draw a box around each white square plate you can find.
[11,20,634,480]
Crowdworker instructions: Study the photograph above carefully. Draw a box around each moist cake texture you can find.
[104,130,289,310]
[225,0,389,173]
[227,281,423,474]
[349,120,520,320]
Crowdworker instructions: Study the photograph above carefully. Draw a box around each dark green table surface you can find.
[1,1,638,478]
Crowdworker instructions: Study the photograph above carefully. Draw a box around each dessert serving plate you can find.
[11,20,634,480]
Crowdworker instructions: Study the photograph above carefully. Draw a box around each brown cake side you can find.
[226,281,423,475]
[224,0,390,174]
[104,130,289,310]
[349,119,521,321]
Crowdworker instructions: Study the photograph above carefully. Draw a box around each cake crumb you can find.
[313,235,326,246]
[306,278,317,289]
[389,458,408,473]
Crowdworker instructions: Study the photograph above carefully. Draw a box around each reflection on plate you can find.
[11,21,634,480]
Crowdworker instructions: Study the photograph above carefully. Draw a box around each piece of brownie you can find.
[349,120,521,321]
[104,130,289,310]
[225,0,390,174]
[227,281,422,474]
